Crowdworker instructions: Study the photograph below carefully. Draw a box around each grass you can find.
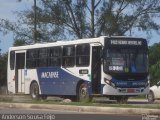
[26,99,160,109]
[0,95,160,109]
[0,96,13,102]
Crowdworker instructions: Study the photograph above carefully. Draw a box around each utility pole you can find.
[34,0,37,43]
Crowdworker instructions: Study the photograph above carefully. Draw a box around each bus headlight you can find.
[104,78,116,88]
[104,78,110,84]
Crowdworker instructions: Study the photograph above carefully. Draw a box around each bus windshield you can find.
[103,48,148,73]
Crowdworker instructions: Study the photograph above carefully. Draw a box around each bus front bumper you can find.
[102,84,150,96]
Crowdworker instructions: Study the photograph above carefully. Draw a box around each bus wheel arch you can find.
[30,80,40,100]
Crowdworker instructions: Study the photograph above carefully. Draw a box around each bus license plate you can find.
[127,88,135,93]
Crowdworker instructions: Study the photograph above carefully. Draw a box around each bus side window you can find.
[10,51,15,70]
[62,46,75,67]
[26,49,39,68]
[48,47,61,67]
[76,44,90,67]
[27,50,34,68]
[39,48,47,67]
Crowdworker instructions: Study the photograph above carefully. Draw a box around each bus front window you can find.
[103,48,148,73]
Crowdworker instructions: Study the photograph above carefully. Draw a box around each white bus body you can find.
[7,36,149,101]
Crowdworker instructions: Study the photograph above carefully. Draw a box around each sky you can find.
[0,0,160,53]
[0,0,33,53]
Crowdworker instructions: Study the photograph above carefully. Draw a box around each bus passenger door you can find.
[15,52,25,94]
[91,46,101,94]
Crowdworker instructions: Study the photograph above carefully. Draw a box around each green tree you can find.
[13,39,27,46]
[0,53,8,86]
[0,0,160,45]
[149,43,160,85]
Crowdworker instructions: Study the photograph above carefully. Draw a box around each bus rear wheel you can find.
[41,95,47,100]
[30,82,40,100]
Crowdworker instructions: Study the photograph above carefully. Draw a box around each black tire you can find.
[77,83,91,102]
[147,91,155,103]
[116,96,128,104]
[30,82,40,100]
[41,95,47,100]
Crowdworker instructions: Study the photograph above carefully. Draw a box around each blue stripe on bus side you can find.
[37,67,91,96]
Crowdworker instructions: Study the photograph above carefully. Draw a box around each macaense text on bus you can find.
[41,71,59,79]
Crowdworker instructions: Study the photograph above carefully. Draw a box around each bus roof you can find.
[9,36,146,51]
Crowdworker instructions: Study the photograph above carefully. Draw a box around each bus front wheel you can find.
[116,96,128,104]
[77,83,91,102]
[30,82,40,100]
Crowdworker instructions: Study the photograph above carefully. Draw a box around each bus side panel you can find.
[18,69,25,93]
[24,69,39,94]
[7,69,15,94]
[37,67,85,95]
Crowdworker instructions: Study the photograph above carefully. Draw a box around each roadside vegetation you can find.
[0,53,7,92]
[31,97,160,109]
[16,99,160,109]
[149,43,160,85]
[0,95,160,109]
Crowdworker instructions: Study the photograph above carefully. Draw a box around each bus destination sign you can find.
[110,40,142,46]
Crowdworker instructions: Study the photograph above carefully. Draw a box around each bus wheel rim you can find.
[80,88,87,98]
[32,86,38,98]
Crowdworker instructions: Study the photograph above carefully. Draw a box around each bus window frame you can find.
[76,44,90,67]
[62,45,75,67]
[10,51,15,70]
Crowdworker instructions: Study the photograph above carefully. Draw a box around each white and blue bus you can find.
[7,36,149,102]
